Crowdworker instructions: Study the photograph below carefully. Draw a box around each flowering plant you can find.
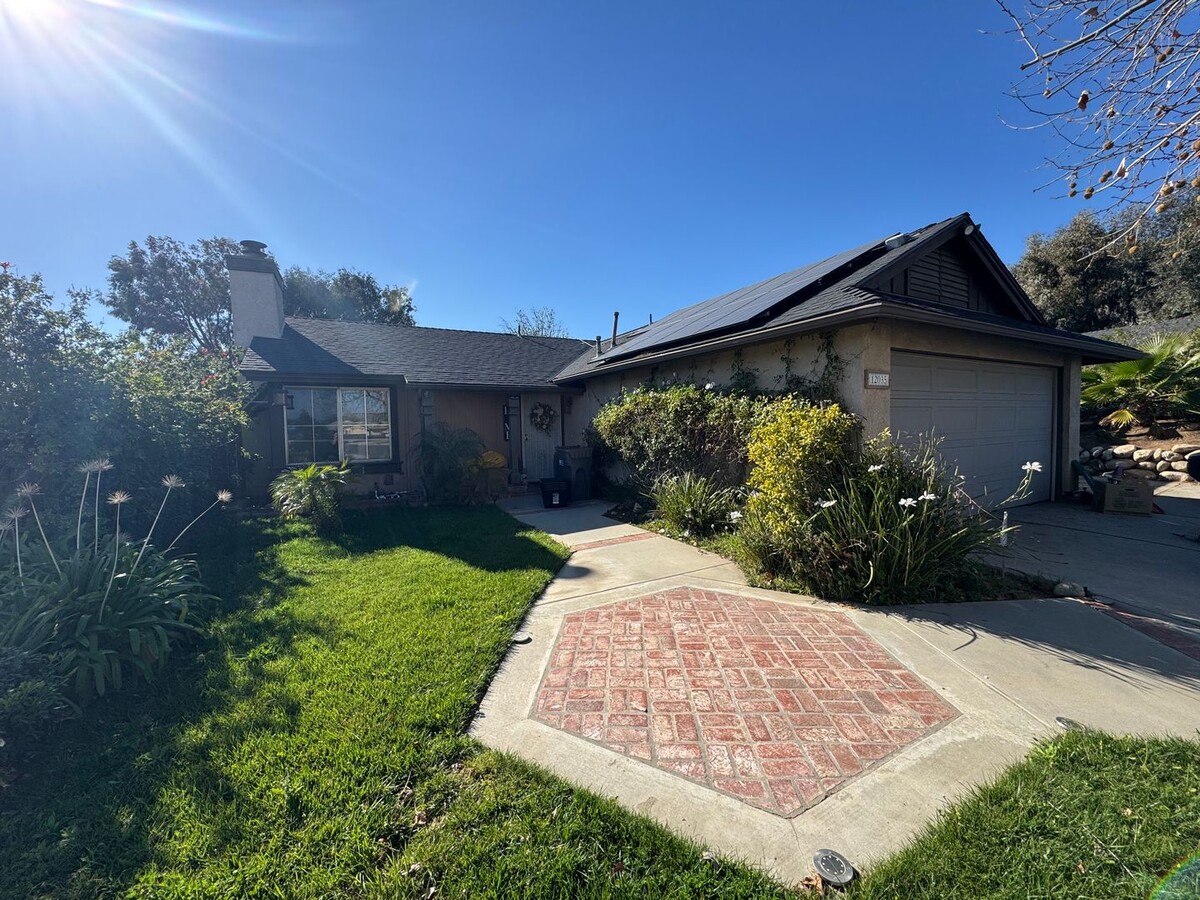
[1,461,231,705]
[529,401,558,433]
[740,429,1038,605]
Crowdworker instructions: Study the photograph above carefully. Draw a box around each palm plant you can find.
[270,463,350,533]
[1081,331,1200,436]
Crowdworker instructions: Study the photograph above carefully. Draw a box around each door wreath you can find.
[529,401,558,433]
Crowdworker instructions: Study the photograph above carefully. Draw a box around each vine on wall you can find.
[728,350,761,395]
[779,331,846,402]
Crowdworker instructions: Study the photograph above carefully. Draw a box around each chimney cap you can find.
[239,239,269,257]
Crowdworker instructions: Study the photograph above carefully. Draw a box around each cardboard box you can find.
[1093,478,1154,515]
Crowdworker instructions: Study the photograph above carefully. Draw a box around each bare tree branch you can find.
[998,0,1200,252]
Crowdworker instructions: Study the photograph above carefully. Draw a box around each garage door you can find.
[890,352,1055,507]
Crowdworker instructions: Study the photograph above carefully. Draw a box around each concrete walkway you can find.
[475,497,1200,888]
[1004,482,1200,629]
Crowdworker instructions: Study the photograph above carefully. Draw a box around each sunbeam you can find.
[0,0,362,218]
[76,0,288,41]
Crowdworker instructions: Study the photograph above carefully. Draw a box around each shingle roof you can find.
[240,318,591,389]
[554,213,1139,380]
[1086,314,1200,344]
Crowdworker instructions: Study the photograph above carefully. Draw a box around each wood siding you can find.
[431,390,510,463]
[872,238,1015,316]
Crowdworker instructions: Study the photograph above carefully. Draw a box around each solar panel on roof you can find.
[602,237,883,361]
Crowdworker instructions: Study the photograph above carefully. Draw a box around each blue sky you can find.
[2,1,1071,336]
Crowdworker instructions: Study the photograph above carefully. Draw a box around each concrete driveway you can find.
[1004,481,1200,629]
[477,495,1200,887]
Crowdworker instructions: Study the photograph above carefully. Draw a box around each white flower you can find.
[1021,461,1043,473]
[918,492,937,502]
[704,382,716,390]
[729,510,743,522]
[899,497,917,508]
[818,499,837,509]
[867,464,883,473]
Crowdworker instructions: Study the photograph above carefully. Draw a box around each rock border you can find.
[1078,442,1200,483]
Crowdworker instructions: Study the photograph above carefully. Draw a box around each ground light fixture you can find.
[511,631,532,644]
[812,849,856,886]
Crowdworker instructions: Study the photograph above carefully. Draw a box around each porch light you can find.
[271,390,293,409]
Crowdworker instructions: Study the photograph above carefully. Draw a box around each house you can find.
[233,213,1140,505]
[231,241,590,499]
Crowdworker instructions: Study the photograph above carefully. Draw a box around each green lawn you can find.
[0,507,790,898]
[2,507,1197,898]
[850,729,1200,899]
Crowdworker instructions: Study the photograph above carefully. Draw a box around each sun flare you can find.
[0,0,321,206]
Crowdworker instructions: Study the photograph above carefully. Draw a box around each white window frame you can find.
[283,386,393,466]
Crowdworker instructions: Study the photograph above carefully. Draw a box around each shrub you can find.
[649,472,738,536]
[590,384,771,487]
[744,397,860,537]
[416,424,487,504]
[1081,330,1200,436]
[0,269,248,538]
[1,471,224,702]
[740,433,1035,605]
[270,463,349,533]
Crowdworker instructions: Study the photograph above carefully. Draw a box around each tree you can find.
[281,267,415,326]
[1012,212,1147,331]
[998,1,1200,244]
[106,237,240,353]
[0,269,112,506]
[499,306,569,337]
[2,265,248,532]
[106,238,417,353]
[1013,202,1200,330]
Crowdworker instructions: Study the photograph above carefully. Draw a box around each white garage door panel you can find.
[890,353,1055,507]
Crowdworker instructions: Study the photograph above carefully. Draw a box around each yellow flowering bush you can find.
[745,398,859,537]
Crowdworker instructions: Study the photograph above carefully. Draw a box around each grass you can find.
[3,507,1197,898]
[850,730,1200,899]
[0,506,790,898]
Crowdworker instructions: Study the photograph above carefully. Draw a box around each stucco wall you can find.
[563,328,866,447]
[567,320,1083,498]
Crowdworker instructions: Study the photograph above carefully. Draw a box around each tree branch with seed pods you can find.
[997,0,1200,254]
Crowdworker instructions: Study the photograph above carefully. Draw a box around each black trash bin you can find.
[540,479,571,509]
[553,446,594,501]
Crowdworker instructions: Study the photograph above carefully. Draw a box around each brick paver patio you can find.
[534,586,957,816]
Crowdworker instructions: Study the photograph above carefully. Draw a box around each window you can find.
[285,387,392,464]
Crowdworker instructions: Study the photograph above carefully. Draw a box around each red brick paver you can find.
[571,533,657,552]
[534,587,957,816]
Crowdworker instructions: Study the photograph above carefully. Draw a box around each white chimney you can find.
[227,240,284,347]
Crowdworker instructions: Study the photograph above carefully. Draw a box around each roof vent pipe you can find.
[611,311,620,347]
[884,232,914,250]
[595,335,602,355]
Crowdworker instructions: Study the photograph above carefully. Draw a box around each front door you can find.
[521,393,560,481]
